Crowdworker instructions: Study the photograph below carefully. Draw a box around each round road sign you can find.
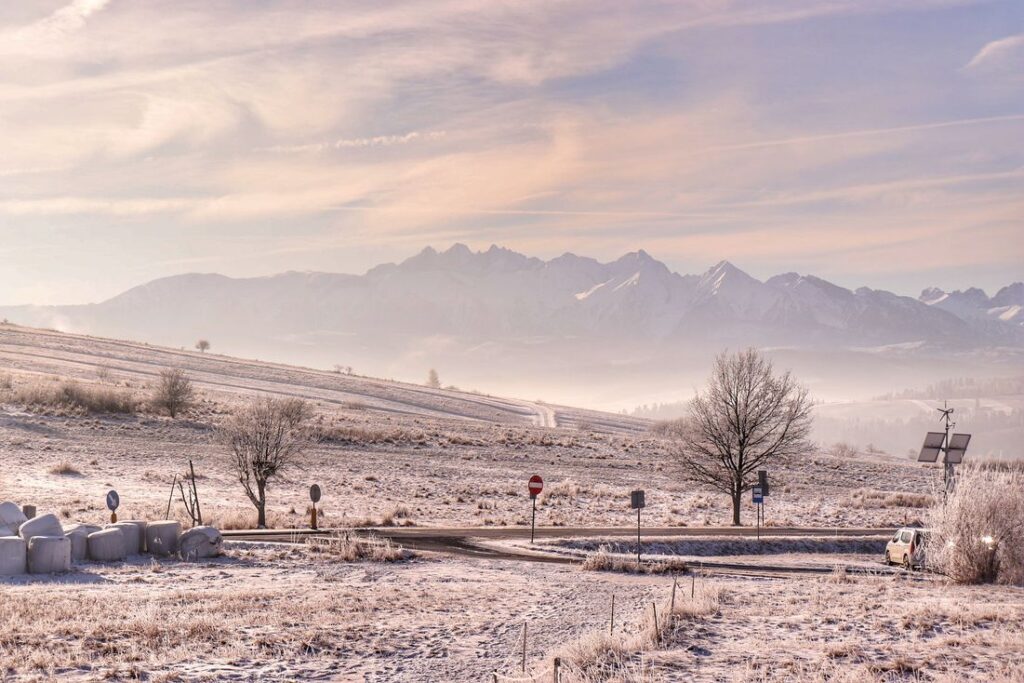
[310,484,322,504]
[528,475,544,498]
[105,490,120,512]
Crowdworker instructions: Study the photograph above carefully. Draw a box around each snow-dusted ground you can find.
[2,325,1002,682]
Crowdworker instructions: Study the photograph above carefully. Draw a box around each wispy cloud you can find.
[0,0,1020,304]
[709,114,1024,152]
[966,33,1024,69]
[7,0,112,54]
[259,131,447,154]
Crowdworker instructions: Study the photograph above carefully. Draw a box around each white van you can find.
[885,527,929,569]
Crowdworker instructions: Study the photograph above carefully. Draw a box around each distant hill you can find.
[3,244,1022,408]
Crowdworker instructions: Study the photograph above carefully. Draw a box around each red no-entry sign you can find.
[528,475,544,498]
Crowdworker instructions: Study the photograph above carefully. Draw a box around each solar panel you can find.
[946,433,971,464]
[918,432,945,462]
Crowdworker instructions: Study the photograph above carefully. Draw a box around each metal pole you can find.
[531,496,537,544]
[636,507,641,568]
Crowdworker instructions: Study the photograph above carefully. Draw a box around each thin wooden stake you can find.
[670,578,677,616]
[610,594,615,635]
[165,474,177,520]
[521,621,527,674]
[651,602,660,643]
[552,657,561,683]
[691,572,695,599]
[189,459,202,526]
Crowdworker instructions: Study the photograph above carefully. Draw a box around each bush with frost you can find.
[926,464,1024,585]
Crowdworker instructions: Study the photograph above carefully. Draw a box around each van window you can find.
[900,531,912,543]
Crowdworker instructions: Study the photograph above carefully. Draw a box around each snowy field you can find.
[1,325,1016,682]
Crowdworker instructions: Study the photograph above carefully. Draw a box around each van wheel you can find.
[902,555,911,570]
[884,551,891,566]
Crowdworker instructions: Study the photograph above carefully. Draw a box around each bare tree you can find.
[222,397,314,528]
[426,368,441,389]
[195,339,211,353]
[152,368,195,418]
[673,349,812,525]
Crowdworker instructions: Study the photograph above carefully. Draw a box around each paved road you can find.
[222,525,900,577]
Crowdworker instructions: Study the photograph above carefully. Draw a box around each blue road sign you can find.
[752,486,764,504]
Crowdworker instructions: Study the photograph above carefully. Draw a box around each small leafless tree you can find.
[196,339,210,353]
[152,368,195,418]
[426,368,441,389]
[673,349,812,525]
[222,397,314,528]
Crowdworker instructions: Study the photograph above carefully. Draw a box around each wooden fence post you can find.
[553,657,561,682]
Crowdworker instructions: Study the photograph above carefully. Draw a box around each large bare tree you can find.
[222,397,314,528]
[674,349,812,525]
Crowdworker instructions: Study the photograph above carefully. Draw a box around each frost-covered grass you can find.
[558,535,887,557]
[580,545,688,574]
[552,572,1024,682]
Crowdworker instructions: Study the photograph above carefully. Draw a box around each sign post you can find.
[106,489,120,524]
[752,486,764,540]
[309,484,322,530]
[528,475,543,543]
[630,490,646,568]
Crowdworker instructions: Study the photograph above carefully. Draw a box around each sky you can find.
[0,0,1021,305]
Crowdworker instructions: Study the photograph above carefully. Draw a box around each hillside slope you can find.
[0,323,646,433]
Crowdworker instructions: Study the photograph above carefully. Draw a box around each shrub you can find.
[580,546,687,574]
[926,464,1024,585]
[151,368,195,418]
[12,380,137,415]
[305,532,411,562]
[48,461,82,476]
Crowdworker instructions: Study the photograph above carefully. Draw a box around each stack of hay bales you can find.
[0,501,223,576]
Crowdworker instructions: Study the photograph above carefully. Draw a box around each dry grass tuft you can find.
[47,460,82,476]
[849,488,933,509]
[8,380,138,415]
[580,545,687,575]
[306,531,412,562]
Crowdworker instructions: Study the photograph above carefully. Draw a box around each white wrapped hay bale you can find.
[109,522,144,557]
[19,513,63,542]
[179,526,223,560]
[88,528,126,562]
[0,502,28,532]
[27,535,71,574]
[145,521,181,556]
[0,536,27,576]
[64,524,102,562]
[119,520,149,553]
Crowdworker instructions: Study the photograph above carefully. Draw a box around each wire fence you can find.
[489,572,713,682]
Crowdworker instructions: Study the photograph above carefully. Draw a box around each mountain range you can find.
[2,244,1022,407]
